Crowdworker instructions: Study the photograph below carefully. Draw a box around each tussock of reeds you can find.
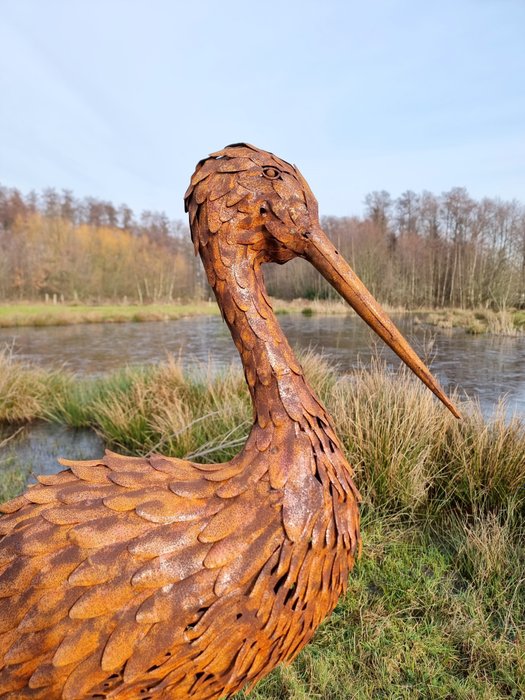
[0,348,69,423]
[1,350,524,698]
[426,308,525,336]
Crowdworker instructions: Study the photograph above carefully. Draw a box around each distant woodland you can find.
[1,184,524,309]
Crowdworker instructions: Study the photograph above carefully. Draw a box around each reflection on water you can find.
[1,313,524,418]
[0,422,104,489]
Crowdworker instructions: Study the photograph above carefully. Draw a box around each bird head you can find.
[184,142,319,264]
[185,143,460,418]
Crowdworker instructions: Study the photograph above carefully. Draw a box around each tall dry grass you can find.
[426,308,525,336]
[328,358,525,519]
[1,350,524,519]
[0,348,69,422]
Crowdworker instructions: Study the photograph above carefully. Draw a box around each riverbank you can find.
[1,352,523,697]
[0,301,220,327]
[0,300,354,327]
[424,308,525,336]
[1,301,525,336]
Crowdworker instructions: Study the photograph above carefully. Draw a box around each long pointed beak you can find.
[304,226,460,418]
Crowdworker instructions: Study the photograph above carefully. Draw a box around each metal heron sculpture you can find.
[0,144,459,699]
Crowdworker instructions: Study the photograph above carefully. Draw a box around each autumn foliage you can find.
[1,184,524,308]
[0,187,202,302]
[267,189,525,309]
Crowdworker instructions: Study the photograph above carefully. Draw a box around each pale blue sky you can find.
[1,0,524,220]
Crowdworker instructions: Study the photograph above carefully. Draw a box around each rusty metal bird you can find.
[0,144,459,699]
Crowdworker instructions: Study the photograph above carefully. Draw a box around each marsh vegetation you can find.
[425,308,525,336]
[1,351,523,698]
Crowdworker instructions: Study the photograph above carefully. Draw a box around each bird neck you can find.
[199,237,360,520]
[200,239,328,434]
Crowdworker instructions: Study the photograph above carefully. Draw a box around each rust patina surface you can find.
[0,144,457,699]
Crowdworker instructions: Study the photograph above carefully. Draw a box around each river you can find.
[1,313,524,418]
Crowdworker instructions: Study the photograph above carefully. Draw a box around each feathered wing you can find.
[0,449,265,698]
[0,430,358,700]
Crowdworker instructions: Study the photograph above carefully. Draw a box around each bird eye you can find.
[262,166,280,179]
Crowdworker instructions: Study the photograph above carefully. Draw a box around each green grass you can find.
[514,311,525,330]
[0,301,220,327]
[0,449,30,503]
[1,352,524,698]
[237,516,524,699]
[2,303,524,333]
[0,298,354,328]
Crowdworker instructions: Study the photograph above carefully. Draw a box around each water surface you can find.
[1,313,524,418]
[0,422,104,489]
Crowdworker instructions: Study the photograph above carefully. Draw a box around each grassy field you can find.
[0,300,359,327]
[0,301,221,327]
[0,351,524,698]
[1,302,524,336]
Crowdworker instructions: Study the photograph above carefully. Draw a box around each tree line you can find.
[1,184,524,309]
[267,188,525,309]
[0,186,203,302]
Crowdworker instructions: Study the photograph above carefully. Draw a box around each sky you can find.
[1,0,524,221]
